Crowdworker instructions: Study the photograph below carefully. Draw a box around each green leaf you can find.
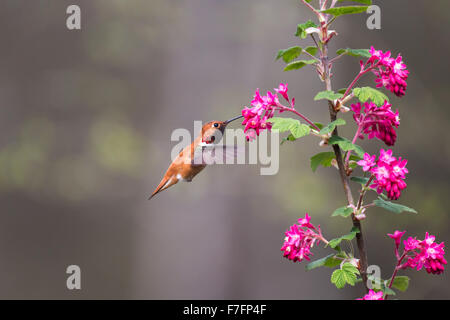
[276,46,303,63]
[331,263,359,289]
[305,46,318,56]
[291,123,311,139]
[269,117,297,132]
[337,0,372,6]
[353,87,389,106]
[280,134,296,145]
[379,280,396,296]
[268,117,311,139]
[348,154,363,169]
[295,20,318,39]
[350,176,370,185]
[373,197,418,214]
[310,152,335,172]
[284,59,316,71]
[305,254,342,271]
[321,6,369,17]
[331,270,347,289]
[328,135,365,158]
[332,206,354,218]
[336,48,371,58]
[328,227,360,249]
[391,276,410,292]
[314,90,344,101]
[342,262,360,275]
[319,119,346,135]
[310,122,324,130]
[349,154,363,161]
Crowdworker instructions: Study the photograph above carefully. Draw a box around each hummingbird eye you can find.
[213,123,219,128]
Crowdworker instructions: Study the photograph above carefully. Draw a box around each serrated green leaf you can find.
[295,20,318,39]
[310,152,335,172]
[269,117,311,139]
[321,6,369,17]
[319,119,346,135]
[276,46,303,63]
[331,270,347,289]
[291,124,311,139]
[353,87,389,106]
[392,276,410,292]
[332,206,354,218]
[314,90,344,101]
[336,48,371,58]
[342,262,360,275]
[284,59,316,71]
[269,117,297,132]
[350,176,370,185]
[373,197,418,214]
[328,135,365,158]
[331,263,359,289]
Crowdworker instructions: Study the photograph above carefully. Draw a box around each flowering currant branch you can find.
[238,0,445,299]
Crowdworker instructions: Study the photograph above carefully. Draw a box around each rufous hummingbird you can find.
[149,115,243,199]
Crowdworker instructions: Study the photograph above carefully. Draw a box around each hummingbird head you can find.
[201,115,243,144]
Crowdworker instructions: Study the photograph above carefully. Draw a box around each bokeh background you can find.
[0,0,449,299]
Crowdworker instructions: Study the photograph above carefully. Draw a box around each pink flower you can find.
[388,230,406,250]
[358,149,408,200]
[241,83,293,141]
[274,83,289,101]
[393,232,447,275]
[351,101,400,146]
[368,47,409,97]
[357,289,384,300]
[404,237,420,251]
[298,212,315,229]
[244,128,257,142]
[378,149,396,165]
[281,213,325,263]
[265,91,279,106]
[357,153,376,172]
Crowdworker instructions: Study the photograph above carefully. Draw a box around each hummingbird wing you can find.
[192,145,245,165]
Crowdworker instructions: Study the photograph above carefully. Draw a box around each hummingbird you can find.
[149,115,244,199]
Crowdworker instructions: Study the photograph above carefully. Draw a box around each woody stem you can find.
[320,34,370,293]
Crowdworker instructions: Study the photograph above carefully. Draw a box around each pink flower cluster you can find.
[281,213,325,263]
[351,101,400,146]
[356,289,384,300]
[368,47,409,97]
[242,83,292,141]
[388,231,447,275]
[357,149,408,200]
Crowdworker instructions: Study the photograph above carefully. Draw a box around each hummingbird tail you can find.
[148,175,179,200]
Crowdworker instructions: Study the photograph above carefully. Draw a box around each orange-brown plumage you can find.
[149,118,241,199]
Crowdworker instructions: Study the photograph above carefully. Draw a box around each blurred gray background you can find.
[0,0,449,299]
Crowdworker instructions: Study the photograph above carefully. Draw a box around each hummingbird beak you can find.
[224,115,244,125]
